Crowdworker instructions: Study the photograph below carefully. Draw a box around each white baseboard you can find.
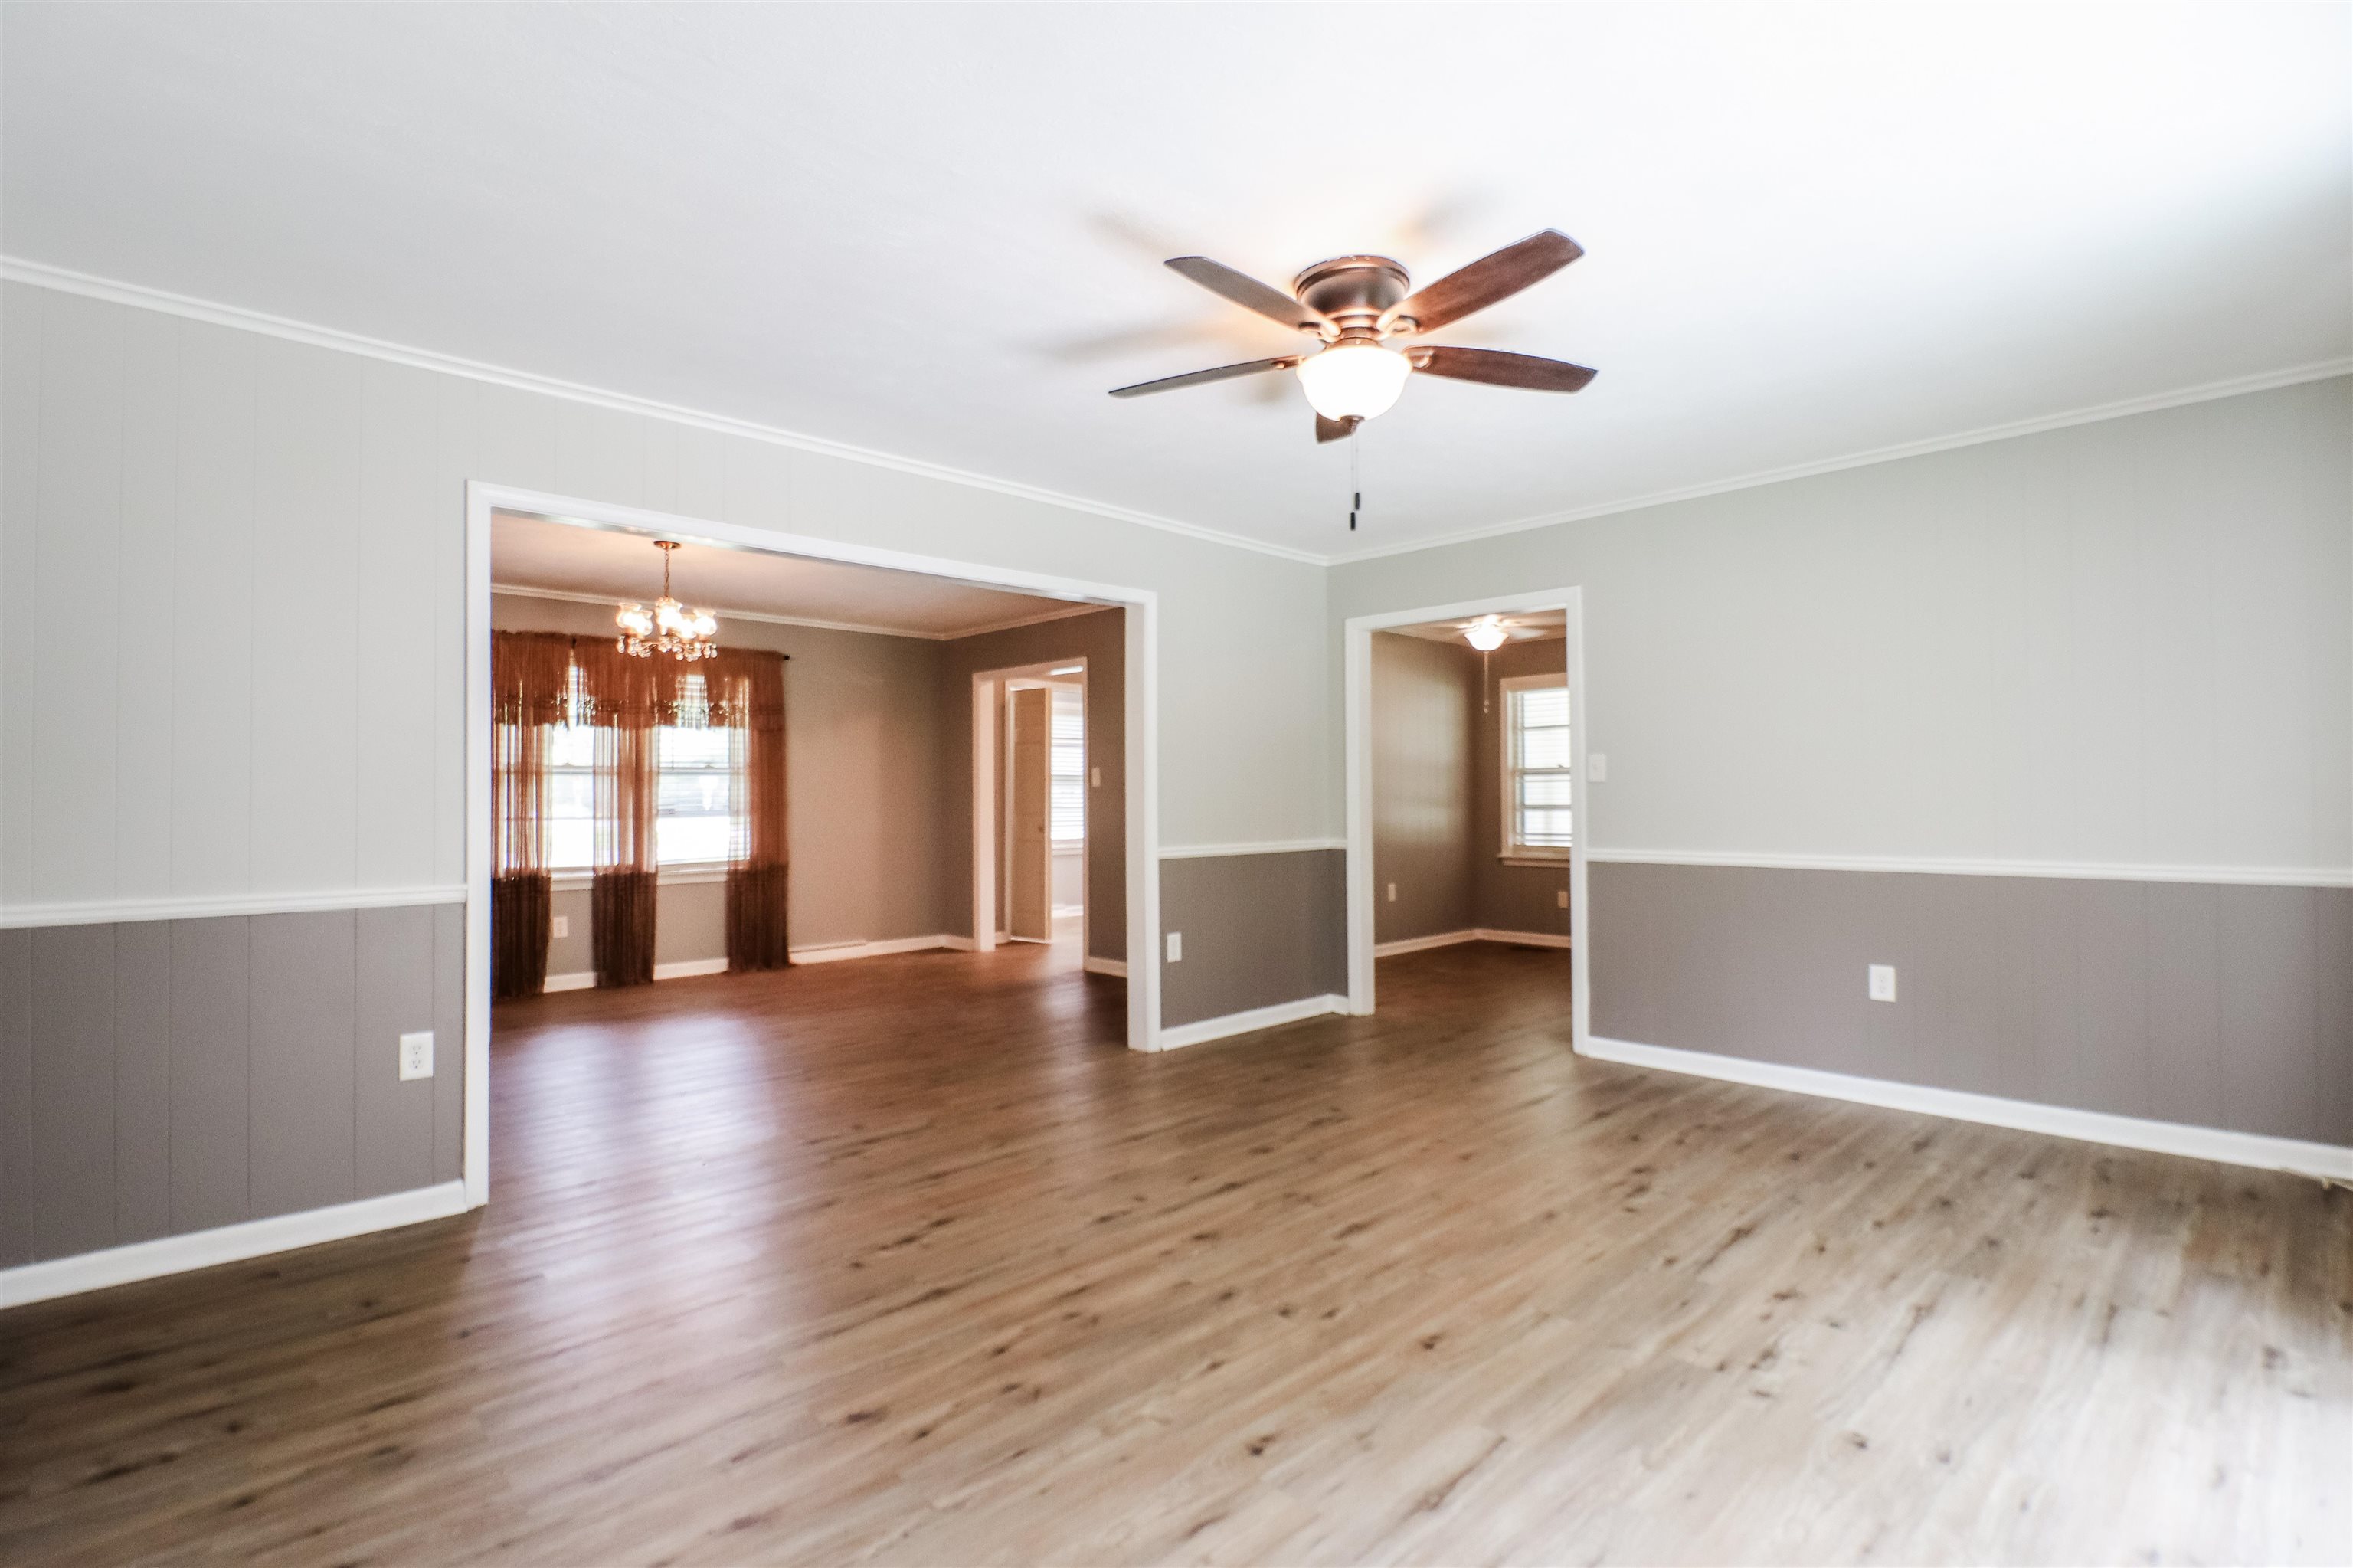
[1479,928,1573,949]
[1374,930,1479,957]
[1582,1036,2353,1183]
[790,934,962,965]
[1082,955,1128,978]
[0,1180,471,1310]
[1374,928,1573,957]
[545,937,976,986]
[1158,993,1349,1052]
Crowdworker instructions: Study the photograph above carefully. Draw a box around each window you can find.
[543,722,738,871]
[1501,673,1571,858]
[1049,686,1085,846]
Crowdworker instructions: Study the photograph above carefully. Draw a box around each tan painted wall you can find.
[491,592,950,961]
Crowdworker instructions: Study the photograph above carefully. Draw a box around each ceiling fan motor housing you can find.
[1293,257,1411,337]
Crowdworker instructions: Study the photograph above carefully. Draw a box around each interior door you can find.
[1007,686,1052,942]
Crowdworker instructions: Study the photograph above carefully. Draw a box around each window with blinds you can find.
[1502,674,1571,857]
[542,722,737,869]
[1050,687,1085,846]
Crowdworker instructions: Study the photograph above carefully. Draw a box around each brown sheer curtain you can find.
[716,651,790,971]
[490,631,571,999]
[574,639,661,988]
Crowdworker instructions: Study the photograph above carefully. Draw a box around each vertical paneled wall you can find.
[0,905,462,1268]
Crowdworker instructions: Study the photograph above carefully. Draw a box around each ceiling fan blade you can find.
[1108,355,1298,398]
[1383,230,1583,334]
[1409,345,1597,393]
[1165,257,1333,335]
[1316,414,1361,444]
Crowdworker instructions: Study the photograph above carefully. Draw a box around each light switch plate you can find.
[1587,752,1608,782]
[1386,882,1396,902]
[398,1030,434,1081]
[1557,889,1569,908]
[551,915,569,939]
[1090,766,1101,787]
[1867,964,1897,1003]
[1166,931,1182,964]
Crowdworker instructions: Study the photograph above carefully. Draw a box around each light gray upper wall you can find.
[1333,378,2353,876]
[0,279,1334,913]
[490,591,947,951]
[1370,631,1474,944]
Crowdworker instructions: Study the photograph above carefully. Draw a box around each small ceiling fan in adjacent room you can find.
[1108,230,1597,441]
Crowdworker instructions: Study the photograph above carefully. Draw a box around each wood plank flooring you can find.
[3,941,2348,1565]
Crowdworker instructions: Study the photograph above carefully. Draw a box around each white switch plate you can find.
[1556,889,1569,908]
[1867,964,1897,1003]
[1165,931,1182,963]
[1587,752,1608,782]
[398,1030,434,1081]
[551,914,569,939]
[1386,882,1396,902]
[1090,766,1101,787]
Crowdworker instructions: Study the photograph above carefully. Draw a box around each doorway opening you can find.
[1343,588,1589,1046]
[463,482,1163,1204]
[973,660,1091,971]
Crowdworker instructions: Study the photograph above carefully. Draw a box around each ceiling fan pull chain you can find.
[1349,437,1361,532]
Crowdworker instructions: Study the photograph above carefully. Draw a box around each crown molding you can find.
[1326,356,2353,566]
[8,256,2345,574]
[0,255,1327,568]
[489,580,1102,643]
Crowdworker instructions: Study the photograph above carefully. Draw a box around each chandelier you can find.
[615,540,718,661]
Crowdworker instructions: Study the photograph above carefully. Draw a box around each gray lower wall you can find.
[1589,861,2353,1145]
[0,902,463,1269]
[1160,849,1346,1029]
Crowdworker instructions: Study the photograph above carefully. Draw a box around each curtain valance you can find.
[491,631,786,731]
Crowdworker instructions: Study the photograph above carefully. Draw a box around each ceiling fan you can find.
[1109,230,1596,442]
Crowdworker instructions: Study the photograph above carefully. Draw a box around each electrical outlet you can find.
[1587,752,1608,782]
[1165,931,1182,963]
[398,1030,434,1081]
[1556,889,1569,908]
[1386,882,1396,902]
[551,914,570,939]
[1867,964,1897,1003]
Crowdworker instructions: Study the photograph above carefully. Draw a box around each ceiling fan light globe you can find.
[1296,342,1410,421]
[1464,616,1509,652]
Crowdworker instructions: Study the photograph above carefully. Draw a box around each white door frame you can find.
[971,660,1087,958]
[466,482,1163,1209]
[1343,588,1589,1052]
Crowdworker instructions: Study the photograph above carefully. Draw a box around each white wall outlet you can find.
[1556,889,1569,908]
[1089,766,1101,787]
[1386,882,1396,902]
[398,1030,434,1081]
[551,914,570,939]
[1586,752,1608,782]
[1165,931,1182,964]
[1867,964,1897,1003]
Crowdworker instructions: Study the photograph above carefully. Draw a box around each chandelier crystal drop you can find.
[616,540,719,661]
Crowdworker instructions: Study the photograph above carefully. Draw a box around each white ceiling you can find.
[491,510,1085,640]
[1391,609,1566,645]
[5,5,2346,561]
